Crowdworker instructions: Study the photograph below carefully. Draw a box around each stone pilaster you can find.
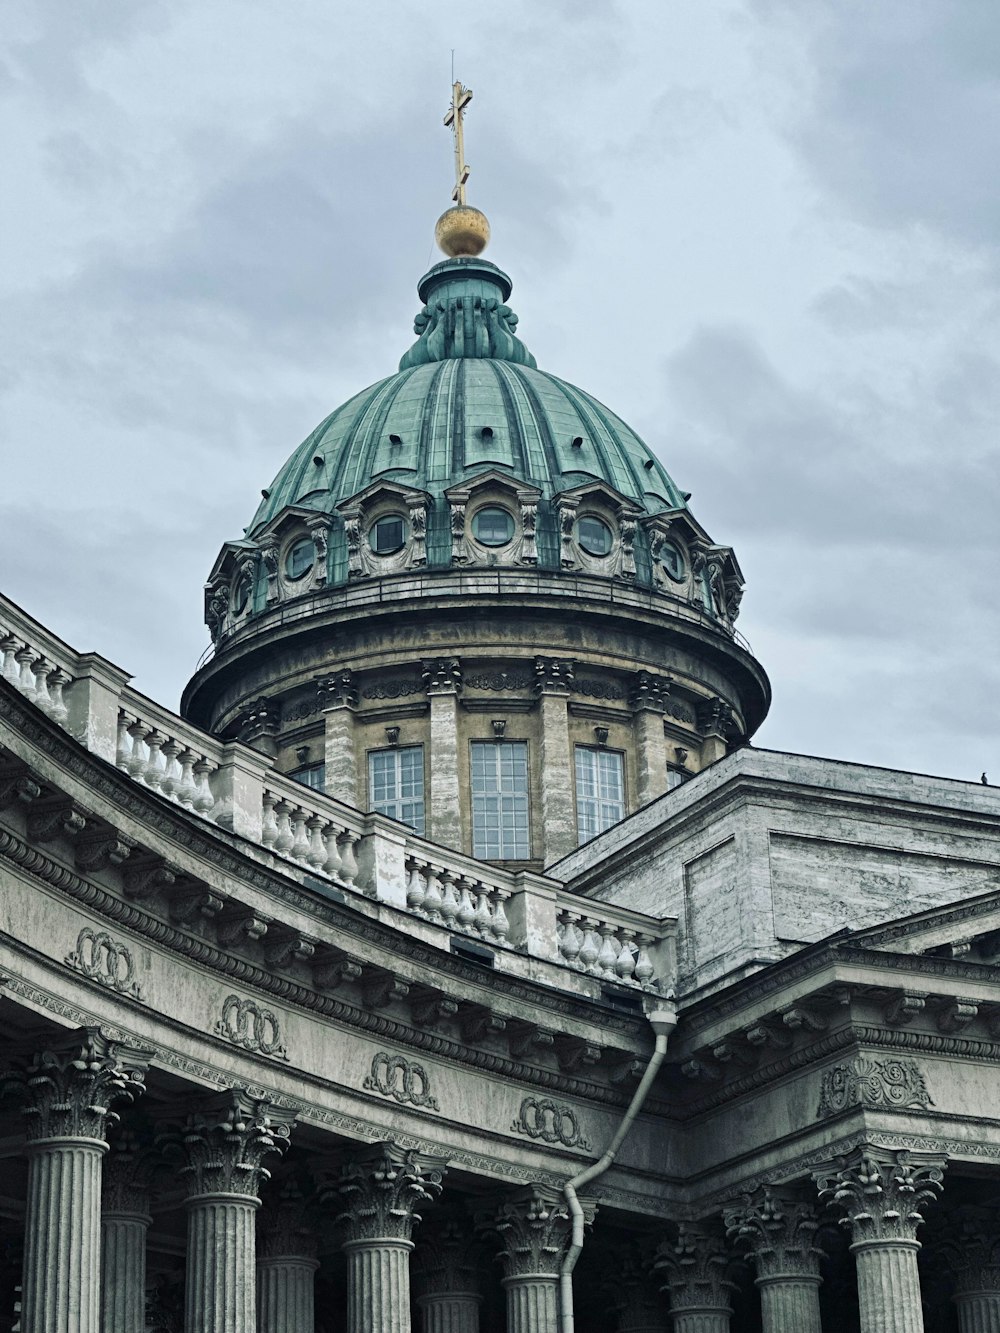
[483,1184,594,1333]
[928,1204,1000,1333]
[815,1148,946,1333]
[630,671,670,806]
[333,1141,447,1333]
[320,670,359,804]
[423,658,463,851]
[161,1090,292,1333]
[413,1209,484,1333]
[101,1128,157,1333]
[2,1027,150,1333]
[655,1222,736,1333]
[534,658,576,862]
[257,1179,319,1333]
[724,1187,823,1333]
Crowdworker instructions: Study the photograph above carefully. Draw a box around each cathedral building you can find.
[1,85,999,1333]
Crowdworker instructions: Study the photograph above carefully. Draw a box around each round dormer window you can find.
[231,576,252,614]
[285,538,315,580]
[369,514,407,555]
[473,507,515,546]
[661,540,686,581]
[578,515,613,557]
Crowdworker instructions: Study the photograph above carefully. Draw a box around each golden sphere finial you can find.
[435,205,490,258]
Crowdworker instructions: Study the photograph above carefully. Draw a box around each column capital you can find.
[814,1147,946,1247]
[422,657,463,696]
[3,1026,150,1143]
[412,1207,484,1297]
[533,656,575,696]
[480,1183,594,1280]
[258,1177,319,1263]
[654,1221,738,1314]
[724,1186,823,1281]
[160,1089,293,1201]
[629,669,671,713]
[103,1125,158,1217]
[332,1141,447,1244]
[926,1202,1000,1297]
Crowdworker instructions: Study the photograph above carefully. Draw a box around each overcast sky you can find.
[2,1,998,783]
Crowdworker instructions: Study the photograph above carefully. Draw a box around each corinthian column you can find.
[2,1027,150,1333]
[724,1187,823,1333]
[101,1129,156,1333]
[534,659,576,863]
[162,1090,292,1333]
[423,658,463,850]
[654,1222,736,1333]
[413,1208,484,1333]
[482,1184,595,1333]
[815,1148,946,1333]
[257,1179,319,1333]
[928,1203,1000,1333]
[333,1141,447,1333]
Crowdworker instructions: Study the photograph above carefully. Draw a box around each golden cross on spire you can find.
[444,81,473,205]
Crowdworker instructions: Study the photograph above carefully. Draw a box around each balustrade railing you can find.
[0,592,677,994]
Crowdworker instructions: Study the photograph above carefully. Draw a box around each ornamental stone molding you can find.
[64,926,144,1000]
[2,1026,151,1143]
[159,1089,293,1200]
[363,1051,440,1111]
[817,1055,933,1119]
[654,1222,738,1315]
[814,1148,946,1245]
[482,1184,593,1279]
[331,1141,447,1243]
[511,1096,591,1151]
[215,994,289,1061]
[724,1186,823,1280]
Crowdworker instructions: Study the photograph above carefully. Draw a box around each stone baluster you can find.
[413,1209,484,1333]
[654,1222,737,1333]
[724,1187,823,1333]
[481,1184,595,1333]
[257,1179,319,1333]
[2,1027,150,1333]
[161,1090,292,1333]
[101,1128,157,1333]
[332,1141,447,1333]
[927,1203,1000,1333]
[814,1148,946,1333]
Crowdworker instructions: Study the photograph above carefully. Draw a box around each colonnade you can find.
[2,1027,996,1332]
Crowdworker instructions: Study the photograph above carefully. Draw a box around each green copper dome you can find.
[248,257,687,550]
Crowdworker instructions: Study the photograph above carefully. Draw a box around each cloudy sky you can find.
[3,1,998,783]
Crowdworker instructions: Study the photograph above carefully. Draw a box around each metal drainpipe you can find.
[559,998,678,1333]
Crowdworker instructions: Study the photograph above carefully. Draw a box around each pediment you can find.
[206,539,257,587]
[444,467,540,505]
[553,480,642,516]
[840,885,1000,963]
[254,504,333,545]
[336,479,431,516]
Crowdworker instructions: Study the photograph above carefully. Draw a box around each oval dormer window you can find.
[370,514,406,555]
[285,538,315,581]
[578,515,613,557]
[473,507,515,546]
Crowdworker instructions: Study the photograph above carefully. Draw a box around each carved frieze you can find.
[511,1096,591,1151]
[464,671,531,692]
[214,994,289,1062]
[363,1050,440,1111]
[362,678,424,700]
[817,1055,933,1119]
[65,926,144,1000]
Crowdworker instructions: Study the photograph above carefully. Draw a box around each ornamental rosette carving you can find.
[724,1187,823,1280]
[814,1149,946,1244]
[479,1184,592,1280]
[159,1090,293,1201]
[817,1055,933,1119]
[332,1142,447,1244]
[654,1222,738,1313]
[2,1026,150,1143]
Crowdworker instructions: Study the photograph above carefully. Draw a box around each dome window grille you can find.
[473,507,515,547]
[285,538,315,581]
[578,516,614,557]
[370,514,407,555]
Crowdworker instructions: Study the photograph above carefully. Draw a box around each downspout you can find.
[559,998,677,1333]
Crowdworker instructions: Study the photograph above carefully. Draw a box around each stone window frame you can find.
[203,540,260,645]
[573,743,627,845]
[367,743,426,835]
[444,469,541,569]
[554,480,641,580]
[337,480,431,581]
[469,737,532,861]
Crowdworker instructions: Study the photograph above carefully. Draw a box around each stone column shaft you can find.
[324,704,358,804]
[185,1194,258,1333]
[417,1291,481,1333]
[101,1209,151,1333]
[22,1138,104,1333]
[633,707,667,805]
[257,1255,320,1332]
[956,1292,1000,1333]
[346,1239,412,1333]
[670,1312,729,1333]
[537,692,574,861]
[854,1241,923,1333]
[758,1275,822,1333]
[503,1274,559,1332]
[428,692,462,850]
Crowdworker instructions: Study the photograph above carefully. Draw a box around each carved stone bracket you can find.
[73,828,134,872]
[26,797,87,844]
